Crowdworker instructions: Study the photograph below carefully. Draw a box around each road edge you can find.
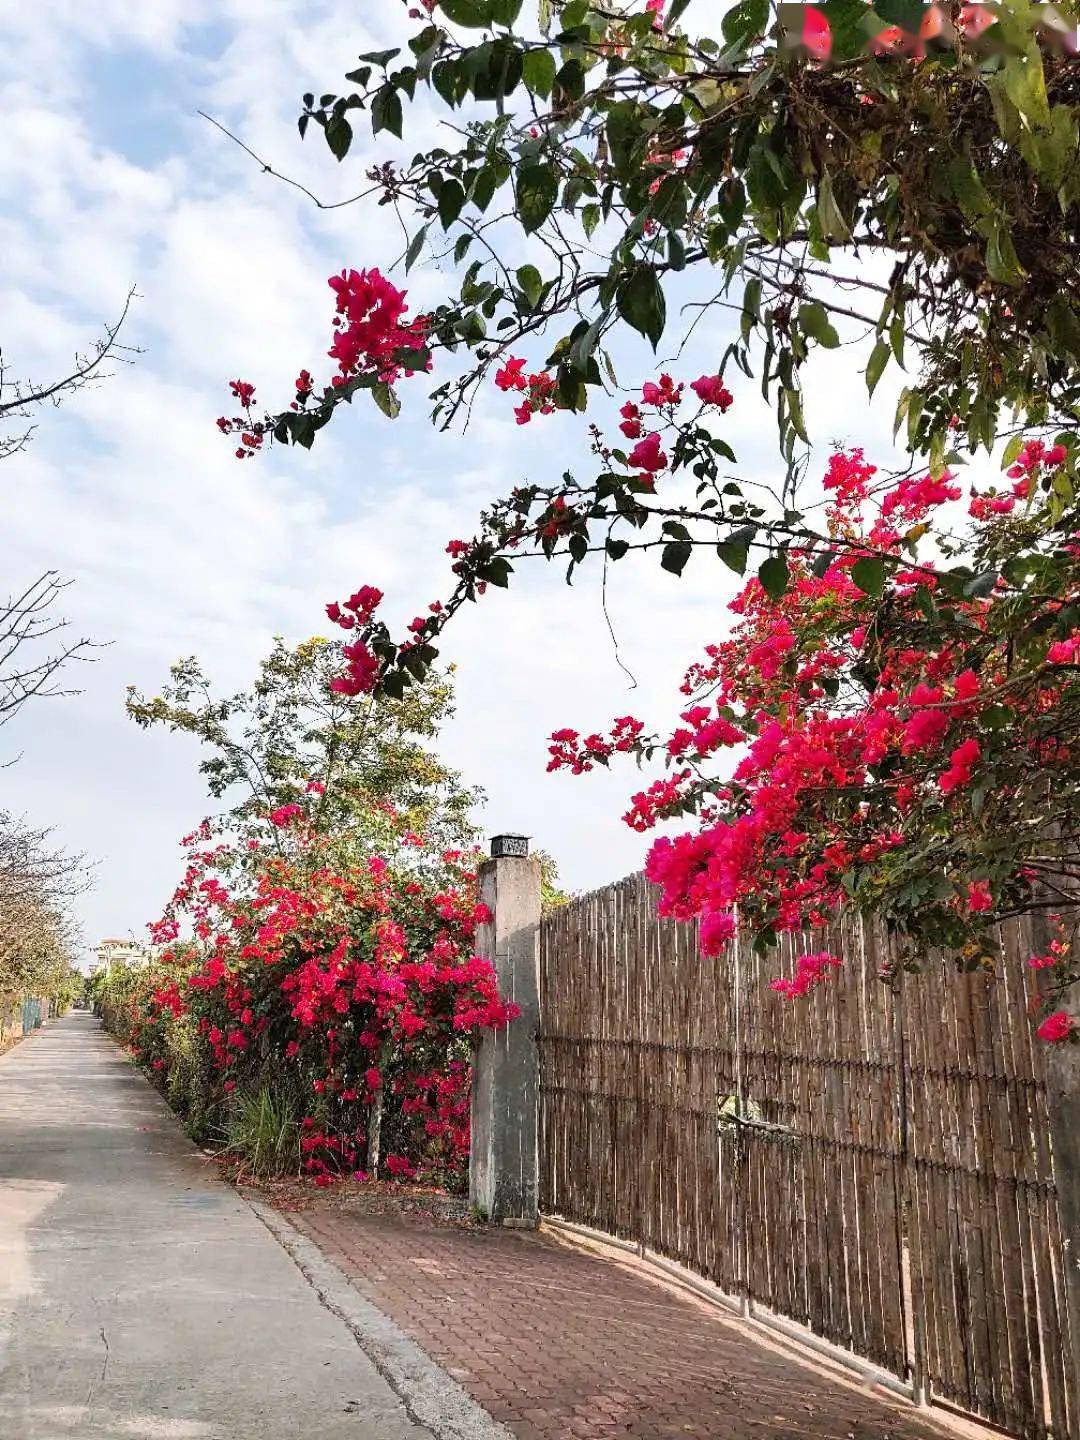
[243,1193,513,1440]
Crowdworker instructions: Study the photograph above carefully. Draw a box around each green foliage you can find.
[98,964,144,1043]
[284,0,1079,468]
[219,1082,301,1180]
[164,1015,217,1143]
[537,848,571,915]
[126,637,481,865]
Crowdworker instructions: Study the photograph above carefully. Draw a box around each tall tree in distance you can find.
[126,633,482,867]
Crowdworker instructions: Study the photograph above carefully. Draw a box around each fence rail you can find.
[538,872,1075,1439]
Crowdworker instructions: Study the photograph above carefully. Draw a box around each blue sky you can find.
[1,1,932,960]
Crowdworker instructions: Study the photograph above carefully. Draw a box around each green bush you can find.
[219,1082,300,1181]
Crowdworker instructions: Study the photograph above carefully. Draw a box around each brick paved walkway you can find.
[288,1204,966,1440]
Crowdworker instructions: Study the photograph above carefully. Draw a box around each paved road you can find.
[0,1012,433,1440]
[295,1202,967,1440]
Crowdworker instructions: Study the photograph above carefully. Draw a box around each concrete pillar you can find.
[469,836,542,1226]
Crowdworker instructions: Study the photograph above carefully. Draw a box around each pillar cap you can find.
[490,833,530,858]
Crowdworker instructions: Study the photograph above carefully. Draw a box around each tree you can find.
[126,634,481,865]
[0,810,88,1004]
[1,289,136,463]
[1,294,135,733]
[216,2,1080,1031]
[1,572,97,742]
[220,2,1079,464]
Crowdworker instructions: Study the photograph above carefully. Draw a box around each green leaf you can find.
[985,219,1024,286]
[716,537,749,574]
[1034,103,1079,190]
[906,388,926,449]
[799,301,840,349]
[722,0,768,48]
[1002,51,1050,132]
[515,162,557,233]
[981,704,1013,730]
[516,264,543,306]
[783,387,808,443]
[1046,295,1080,360]
[522,46,556,98]
[438,177,465,228]
[356,48,401,67]
[581,203,600,239]
[491,0,523,21]
[851,556,885,596]
[866,339,890,396]
[889,314,905,367]
[820,0,872,58]
[371,86,403,138]
[605,101,646,180]
[817,168,850,242]
[947,155,992,221]
[470,164,498,212]
[741,277,761,341]
[469,37,523,100]
[616,266,666,350]
[440,0,493,25]
[871,0,924,34]
[372,382,401,419]
[404,225,428,273]
[1000,434,1024,470]
[661,541,693,576]
[478,556,513,587]
[325,114,353,161]
[758,554,790,600]
[432,60,461,108]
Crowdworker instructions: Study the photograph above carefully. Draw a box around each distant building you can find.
[92,938,148,976]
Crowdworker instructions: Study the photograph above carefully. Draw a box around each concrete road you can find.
[0,1012,434,1440]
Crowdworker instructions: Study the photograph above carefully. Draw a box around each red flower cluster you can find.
[219,270,429,461]
[327,267,429,387]
[1037,1011,1075,1043]
[127,826,519,1187]
[770,950,842,1000]
[216,380,265,459]
[494,356,558,425]
[797,3,1003,64]
[548,443,1079,1028]
[326,586,383,630]
[322,585,386,697]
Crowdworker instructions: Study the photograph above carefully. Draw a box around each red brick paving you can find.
[287,1203,964,1440]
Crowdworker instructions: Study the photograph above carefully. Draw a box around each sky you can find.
[0,0,939,963]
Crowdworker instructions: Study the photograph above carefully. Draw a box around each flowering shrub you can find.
[121,636,515,1183]
[310,391,1077,1035]
[124,824,517,1187]
[539,438,1079,1035]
